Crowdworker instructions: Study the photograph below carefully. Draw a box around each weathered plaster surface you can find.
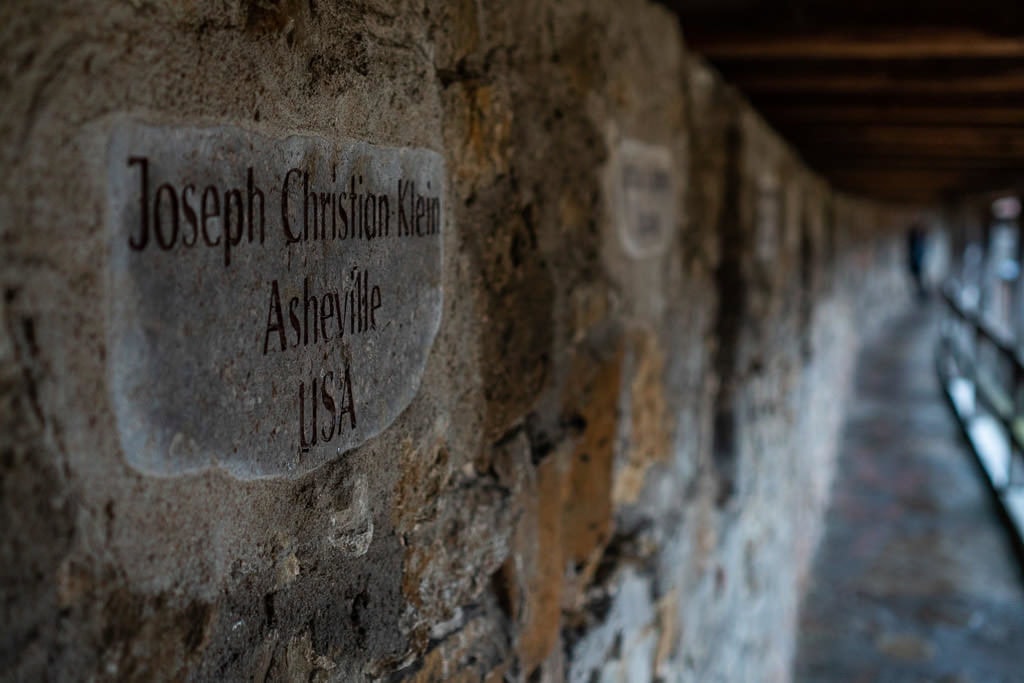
[1,1,909,680]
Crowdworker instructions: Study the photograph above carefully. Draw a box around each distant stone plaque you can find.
[106,122,444,478]
[615,140,675,258]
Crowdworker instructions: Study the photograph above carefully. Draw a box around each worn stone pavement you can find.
[794,305,1024,683]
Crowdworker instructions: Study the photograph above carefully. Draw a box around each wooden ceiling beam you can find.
[809,157,1024,172]
[667,0,1024,35]
[799,147,1024,162]
[755,105,1024,127]
[732,73,1024,95]
[713,56,1024,81]
[666,1,1024,202]
[777,124,1024,149]
[743,90,1024,108]
[685,29,1024,60]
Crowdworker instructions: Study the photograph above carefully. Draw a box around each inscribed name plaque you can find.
[106,122,444,478]
[615,139,675,259]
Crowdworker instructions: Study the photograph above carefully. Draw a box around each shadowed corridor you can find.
[795,304,1024,683]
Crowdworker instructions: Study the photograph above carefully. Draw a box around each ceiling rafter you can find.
[665,0,1024,202]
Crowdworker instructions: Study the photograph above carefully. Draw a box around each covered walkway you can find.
[794,304,1024,682]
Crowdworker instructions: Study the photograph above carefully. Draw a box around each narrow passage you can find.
[794,306,1024,683]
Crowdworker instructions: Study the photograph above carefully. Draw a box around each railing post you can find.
[1012,359,1023,488]
[1015,199,1024,353]
[980,205,994,324]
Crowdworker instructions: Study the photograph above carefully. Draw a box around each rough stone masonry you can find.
[1,1,910,681]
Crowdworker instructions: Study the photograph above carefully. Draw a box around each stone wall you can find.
[1,1,910,680]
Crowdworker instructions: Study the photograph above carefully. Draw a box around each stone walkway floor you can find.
[794,305,1024,683]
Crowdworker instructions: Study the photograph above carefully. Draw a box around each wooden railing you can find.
[939,280,1024,489]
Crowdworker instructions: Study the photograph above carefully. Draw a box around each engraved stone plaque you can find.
[106,122,444,478]
[615,140,675,258]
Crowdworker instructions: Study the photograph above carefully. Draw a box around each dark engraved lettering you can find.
[299,364,356,452]
[321,371,336,441]
[223,188,244,267]
[281,168,302,244]
[320,192,330,240]
[616,141,674,258]
[201,185,221,246]
[652,170,670,191]
[320,290,335,341]
[247,167,265,244]
[425,181,437,235]
[349,176,359,239]
[303,172,316,241]
[378,195,390,236]
[128,156,149,250]
[288,295,301,348]
[348,269,357,334]
[637,212,659,238]
[299,377,317,451]
[355,268,363,333]
[328,191,337,239]
[370,285,381,329]
[337,361,357,430]
[303,276,317,346]
[264,279,286,354]
[113,130,445,466]
[415,195,425,236]
[365,190,376,239]
[270,269,383,350]
[394,179,441,238]
[331,292,343,338]
[182,184,199,247]
[398,179,410,236]
[364,269,371,332]
[153,183,179,250]
[337,193,349,239]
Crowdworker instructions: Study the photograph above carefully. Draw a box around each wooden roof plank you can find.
[687,29,1024,60]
